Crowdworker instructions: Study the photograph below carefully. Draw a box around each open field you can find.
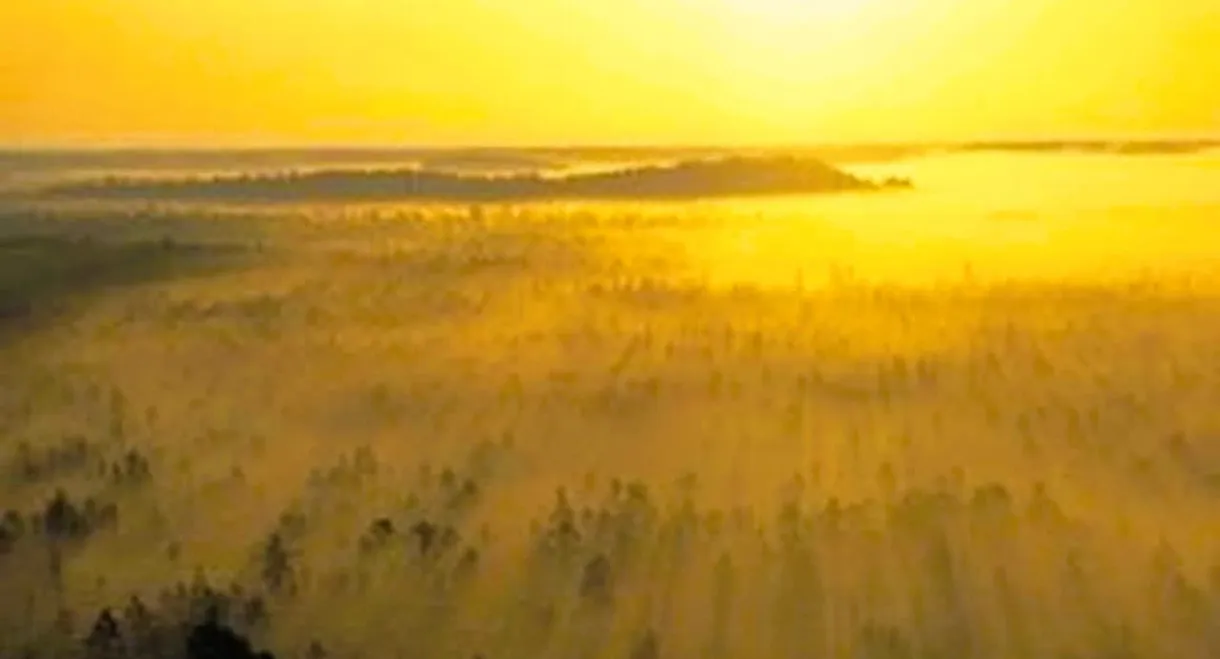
[1,150,1219,659]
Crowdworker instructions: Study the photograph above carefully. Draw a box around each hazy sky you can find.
[2,0,1217,146]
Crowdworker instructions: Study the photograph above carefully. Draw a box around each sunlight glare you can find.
[716,0,879,24]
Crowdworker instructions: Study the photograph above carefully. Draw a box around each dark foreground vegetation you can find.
[3,432,1218,659]
[39,156,911,204]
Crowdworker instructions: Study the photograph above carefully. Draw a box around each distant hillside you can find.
[40,156,912,203]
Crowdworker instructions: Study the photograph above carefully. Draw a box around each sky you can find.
[1,0,1218,147]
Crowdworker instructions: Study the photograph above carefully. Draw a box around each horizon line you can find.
[2,134,1219,153]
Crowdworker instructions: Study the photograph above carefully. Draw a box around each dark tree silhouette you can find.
[260,533,293,595]
[580,554,614,606]
[44,489,89,540]
[186,605,275,659]
[83,609,125,659]
[410,519,439,556]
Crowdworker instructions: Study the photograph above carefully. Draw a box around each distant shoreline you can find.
[33,156,914,204]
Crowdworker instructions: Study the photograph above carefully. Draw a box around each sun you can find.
[697,0,889,52]
[690,0,893,75]
[715,0,878,24]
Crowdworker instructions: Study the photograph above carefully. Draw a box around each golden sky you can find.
[2,0,1217,146]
